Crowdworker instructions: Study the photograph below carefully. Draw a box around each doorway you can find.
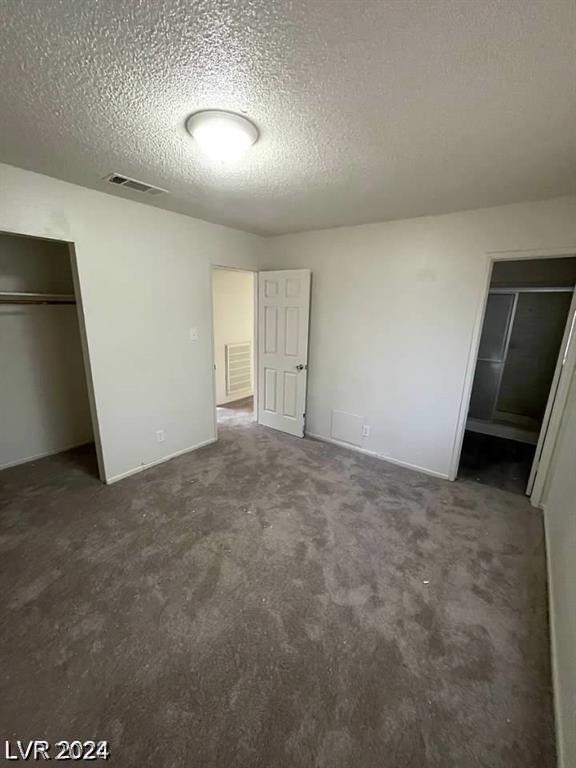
[211,267,256,428]
[458,256,576,495]
[211,268,312,439]
[0,231,101,479]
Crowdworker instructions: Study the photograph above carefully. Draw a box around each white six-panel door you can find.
[257,270,311,437]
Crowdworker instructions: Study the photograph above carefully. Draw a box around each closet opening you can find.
[458,256,576,495]
[211,267,256,431]
[0,231,101,481]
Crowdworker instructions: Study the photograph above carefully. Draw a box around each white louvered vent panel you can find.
[226,342,252,396]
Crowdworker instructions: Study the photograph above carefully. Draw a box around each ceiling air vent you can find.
[104,173,167,196]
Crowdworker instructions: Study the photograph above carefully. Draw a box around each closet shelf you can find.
[466,416,539,445]
[0,291,76,305]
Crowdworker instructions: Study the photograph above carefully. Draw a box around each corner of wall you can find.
[542,504,565,768]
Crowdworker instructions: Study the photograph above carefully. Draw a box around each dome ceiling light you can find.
[185,110,259,162]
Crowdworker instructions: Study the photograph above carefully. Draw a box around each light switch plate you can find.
[189,327,199,341]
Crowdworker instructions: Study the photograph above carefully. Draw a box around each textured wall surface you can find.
[0,162,262,482]
[0,0,575,234]
[212,269,254,405]
[262,196,576,478]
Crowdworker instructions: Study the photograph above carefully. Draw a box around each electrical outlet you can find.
[189,327,199,341]
[362,425,370,437]
[156,429,165,443]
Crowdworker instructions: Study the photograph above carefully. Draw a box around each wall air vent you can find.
[104,173,167,196]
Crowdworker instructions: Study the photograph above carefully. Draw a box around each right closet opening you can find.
[459,256,576,494]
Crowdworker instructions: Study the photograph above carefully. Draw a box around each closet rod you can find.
[0,291,76,305]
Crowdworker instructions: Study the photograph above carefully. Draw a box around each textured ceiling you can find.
[0,0,575,236]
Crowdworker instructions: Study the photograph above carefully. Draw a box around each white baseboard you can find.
[0,440,93,471]
[305,432,450,480]
[105,437,218,484]
[543,505,565,768]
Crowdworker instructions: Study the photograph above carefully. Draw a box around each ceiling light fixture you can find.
[185,110,259,162]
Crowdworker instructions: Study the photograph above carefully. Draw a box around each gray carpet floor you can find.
[458,431,536,495]
[0,399,555,767]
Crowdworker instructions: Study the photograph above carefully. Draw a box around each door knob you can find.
[296,363,307,371]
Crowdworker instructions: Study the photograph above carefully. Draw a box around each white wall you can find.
[0,232,75,292]
[0,233,93,468]
[261,197,576,764]
[0,306,94,469]
[0,163,261,482]
[543,369,576,768]
[6,164,571,484]
[212,269,254,405]
[1,163,575,762]
[261,197,576,478]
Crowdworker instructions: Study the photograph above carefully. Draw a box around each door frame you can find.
[209,265,258,437]
[449,247,576,507]
[529,287,576,503]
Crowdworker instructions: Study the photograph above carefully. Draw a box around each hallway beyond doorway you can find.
[216,395,254,426]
